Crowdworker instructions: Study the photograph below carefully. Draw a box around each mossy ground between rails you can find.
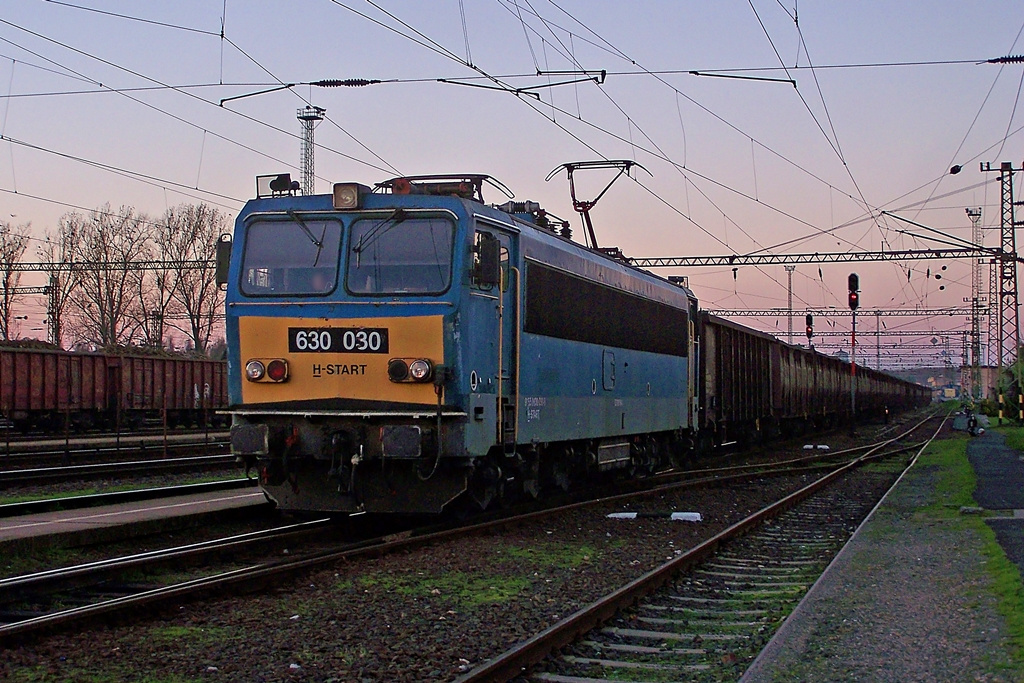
[919,432,1024,663]
[354,540,598,607]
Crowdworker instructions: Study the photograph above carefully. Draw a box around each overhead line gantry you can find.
[629,247,1014,268]
[708,307,984,318]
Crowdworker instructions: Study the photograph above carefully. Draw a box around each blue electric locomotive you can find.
[225,174,698,514]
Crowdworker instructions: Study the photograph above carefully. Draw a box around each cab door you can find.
[496,232,517,450]
[466,224,517,453]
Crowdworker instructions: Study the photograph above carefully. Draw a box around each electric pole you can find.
[966,207,983,400]
[981,161,1023,422]
[848,273,859,431]
[785,265,796,344]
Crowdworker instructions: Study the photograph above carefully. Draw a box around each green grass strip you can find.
[919,434,1024,660]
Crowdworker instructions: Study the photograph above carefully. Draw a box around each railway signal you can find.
[805,314,813,343]
[848,273,860,310]
[848,272,859,432]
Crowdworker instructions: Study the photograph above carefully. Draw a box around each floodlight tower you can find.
[297,106,326,195]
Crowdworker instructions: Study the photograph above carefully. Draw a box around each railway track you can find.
[0,432,228,464]
[0,411,941,648]
[455,412,947,682]
[0,452,235,487]
[0,517,334,626]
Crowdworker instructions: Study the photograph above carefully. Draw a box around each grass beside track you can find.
[922,433,1024,664]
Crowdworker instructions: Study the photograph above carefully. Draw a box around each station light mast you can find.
[297,106,326,196]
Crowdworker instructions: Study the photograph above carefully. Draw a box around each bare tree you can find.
[40,214,84,348]
[135,220,179,348]
[162,204,227,353]
[0,220,30,340]
[68,205,151,348]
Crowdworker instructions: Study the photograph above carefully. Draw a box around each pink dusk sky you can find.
[1,1,1022,365]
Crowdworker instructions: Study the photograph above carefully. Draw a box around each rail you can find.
[0,411,941,644]
[453,411,948,681]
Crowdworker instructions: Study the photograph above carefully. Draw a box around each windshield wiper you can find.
[353,209,407,261]
[286,210,326,266]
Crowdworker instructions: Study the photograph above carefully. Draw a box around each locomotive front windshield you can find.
[346,215,454,295]
[240,219,342,296]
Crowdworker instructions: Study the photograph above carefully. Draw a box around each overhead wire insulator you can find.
[986,55,1024,64]
[311,79,382,87]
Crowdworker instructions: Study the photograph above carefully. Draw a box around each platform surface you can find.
[0,488,267,544]
[741,428,1021,682]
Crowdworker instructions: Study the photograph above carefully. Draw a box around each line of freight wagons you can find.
[0,346,228,431]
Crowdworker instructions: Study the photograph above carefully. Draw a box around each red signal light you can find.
[847,273,860,310]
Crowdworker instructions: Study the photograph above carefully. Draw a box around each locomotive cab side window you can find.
[472,230,501,290]
[472,228,511,292]
[346,215,454,295]
[240,219,342,296]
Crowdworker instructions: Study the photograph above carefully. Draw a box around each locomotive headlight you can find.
[409,359,433,382]
[245,359,266,381]
[266,359,289,382]
[388,358,434,383]
[388,358,409,382]
[332,183,362,210]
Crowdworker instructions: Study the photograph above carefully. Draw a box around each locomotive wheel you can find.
[467,458,502,510]
[696,431,714,458]
[545,448,573,492]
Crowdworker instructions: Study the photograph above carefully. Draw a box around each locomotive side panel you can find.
[517,257,690,445]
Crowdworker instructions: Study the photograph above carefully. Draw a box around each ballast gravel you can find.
[3,414,950,682]
[6,474,819,682]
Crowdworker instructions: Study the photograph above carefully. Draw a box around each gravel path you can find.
[741,435,1018,682]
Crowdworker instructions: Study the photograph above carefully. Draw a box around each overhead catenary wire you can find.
[2,1,999,339]
[0,17,398,175]
[0,133,243,209]
[516,0,886,269]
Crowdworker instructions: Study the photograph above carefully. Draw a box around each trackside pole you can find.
[162,390,168,459]
[850,310,856,433]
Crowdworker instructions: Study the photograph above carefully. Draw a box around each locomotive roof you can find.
[238,180,699,309]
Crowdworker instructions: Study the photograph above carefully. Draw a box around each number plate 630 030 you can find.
[287,327,389,353]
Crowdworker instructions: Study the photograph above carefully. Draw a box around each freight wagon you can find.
[0,346,228,431]
[698,313,929,449]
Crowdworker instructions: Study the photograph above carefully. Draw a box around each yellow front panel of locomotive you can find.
[238,315,444,406]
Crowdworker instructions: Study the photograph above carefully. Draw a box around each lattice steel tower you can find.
[989,254,999,366]
[297,106,326,196]
[966,207,983,399]
[982,161,1023,406]
[784,265,796,344]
